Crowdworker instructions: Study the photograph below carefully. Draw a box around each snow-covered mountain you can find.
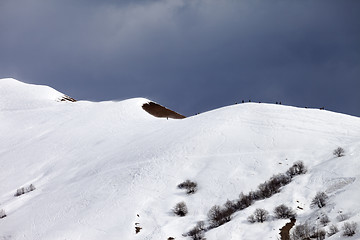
[0,78,359,240]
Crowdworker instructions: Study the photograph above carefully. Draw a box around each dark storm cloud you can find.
[1,0,359,116]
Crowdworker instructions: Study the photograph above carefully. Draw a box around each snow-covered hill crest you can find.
[0,78,76,110]
[0,79,359,240]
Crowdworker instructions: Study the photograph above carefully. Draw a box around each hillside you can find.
[0,79,359,240]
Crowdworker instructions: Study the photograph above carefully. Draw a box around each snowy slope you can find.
[0,78,73,111]
[0,79,359,240]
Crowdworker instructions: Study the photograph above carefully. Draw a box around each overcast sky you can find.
[1,0,359,117]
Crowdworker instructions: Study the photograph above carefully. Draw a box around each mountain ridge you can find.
[0,79,359,240]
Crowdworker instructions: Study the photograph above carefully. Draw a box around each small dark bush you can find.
[27,184,36,192]
[319,229,326,240]
[311,192,328,208]
[286,161,307,178]
[269,174,291,189]
[178,180,198,194]
[186,221,206,240]
[248,190,261,201]
[247,214,256,223]
[290,223,311,240]
[173,201,188,217]
[257,174,292,199]
[236,192,252,210]
[14,187,25,197]
[0,209,6,219]
[333,147,345,157]
[257,182,272,199]
[327,224,339,236]
[202,161,308,230]
[224,199,236,213]
[342,222,357,237]
[311,228,326,240]
[207,205,232,227]
[14,184,36,197]
[319,214,330,226]
[250,208,269,223]
[274,204,296,219]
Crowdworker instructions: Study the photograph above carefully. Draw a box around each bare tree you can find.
[312,228,326,240]
[186,221,206,240]
[253,208,269,223]
[327,224,339,237]
[257,182,272,199]
[290,223,311,240]
[207,205,231,227]
[224,199,236,213]
[342,222,357,237]
[311,192,328,208]
[173,201,188,217]
[333,147,345,157]
[286,161,307,178]
[274,204,296,219]
[236,192,252,210]
[319,214,330,226]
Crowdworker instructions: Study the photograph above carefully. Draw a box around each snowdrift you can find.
[0,78,359,240]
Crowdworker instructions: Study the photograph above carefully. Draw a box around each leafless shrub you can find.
[236,192,252,210]
[248,190,260,201]
[342,222,357,237]
[224,199,236,213]
[0,209,6,219]
[14,187,25,197]
[270,173,292,188]
[290,223,311,240]
[333,147,345,157]
[204,161,307,229]
[258,173,292,199]
[178,180,198,194]
[207,205,232,227]
[27,184,36,192]
[173,201,188,217]
[257,182,272,199]
[286,161,307,178]
[311,228,326,240]
[186,221,206,240]
[248,208,269,223]
[319,214,330,226]
[311,192,328,208]
[327,224,339,236]
[14,184,36,197]
[274,204,296,219]
[247,214,256,223]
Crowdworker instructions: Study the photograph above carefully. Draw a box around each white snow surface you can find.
[0,78,360,240]
[0,78,68,111]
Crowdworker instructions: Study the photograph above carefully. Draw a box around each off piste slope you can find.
[0,79,360,240]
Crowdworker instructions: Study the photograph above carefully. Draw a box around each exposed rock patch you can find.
[142,102,185,119]
[58,95,76,102]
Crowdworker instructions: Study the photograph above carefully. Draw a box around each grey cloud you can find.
[0,0,359,116]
